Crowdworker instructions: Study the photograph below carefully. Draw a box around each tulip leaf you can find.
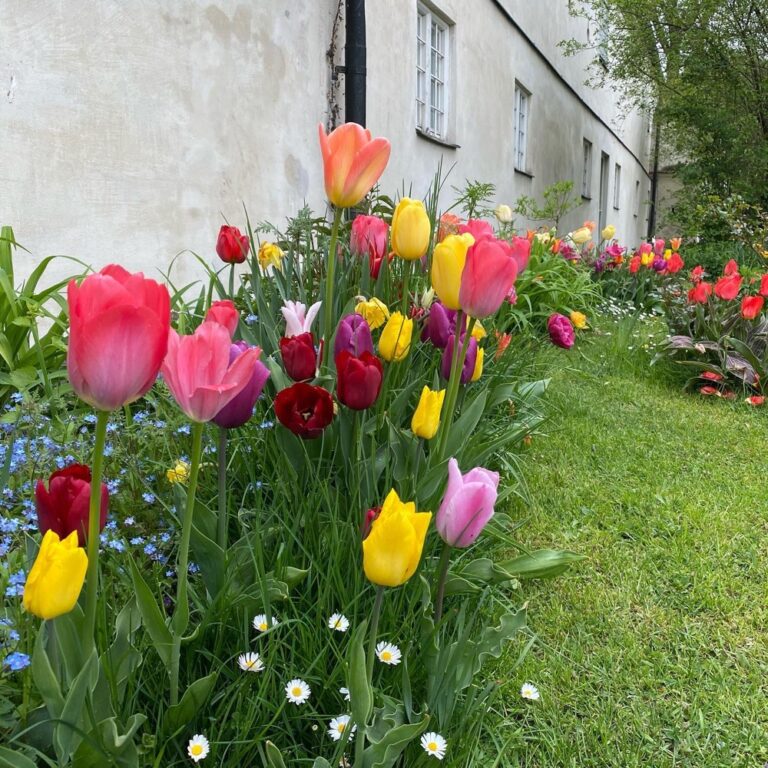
[264,741,287,768]
[445,390,487,459]
[361,714,430,768]
[311,759,332,768]
[71,713,147,767]
[0,746,38,768]
[164,673,217,733]
[495,549,585,579]
[348,619,373,728]
[280,566,309,589]
[128,555,172,669]
[31,629,64,720]
[189,523,225,599]
[54,647,99,762]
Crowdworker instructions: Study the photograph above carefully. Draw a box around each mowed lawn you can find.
[503,320,768,767]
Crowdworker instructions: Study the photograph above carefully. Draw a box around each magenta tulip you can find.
[436,458,499,547]
[547,313,575,350]
[421,302,457,349]
[205,300,239,337]
[334,314,374,358]
[67,265,170,411]
[441,333,478,384]
[458,238,518,318]
[161,321,263,422]
[211,341,270,428]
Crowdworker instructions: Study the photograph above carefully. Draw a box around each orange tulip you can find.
[318,122,391,208]
[671,237,682,251]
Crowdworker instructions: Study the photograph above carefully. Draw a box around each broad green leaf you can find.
[31,630,64,720]
[361,715,430,768]
[348,619,373,727]
[165,674,217,733]
[311,759,332,768]
[264,741,287,768]
[128,556,172,668]
[0,746,37,768]
[54,647,99,762]
[496,549,585,579]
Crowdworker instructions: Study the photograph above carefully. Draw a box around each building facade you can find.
[2,1,652,286]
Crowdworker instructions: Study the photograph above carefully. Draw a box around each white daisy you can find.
[328,714,356,742]
[328,613,350,632]
[520,682,540,701]
[339,686,350,701]
[285,678,311,705]
[253,614,277,633]
[420,732,447,760]
[237,652,264,673]
[375,641,402,666]
[187,734,209,762]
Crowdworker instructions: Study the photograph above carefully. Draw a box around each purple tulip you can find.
[547,313,575,350]
[441,333,478,384]
[652,257,667,272]
[436,458,499,547]
[421,302,457,349]
[334,313,374,359]
[211,341,271,428]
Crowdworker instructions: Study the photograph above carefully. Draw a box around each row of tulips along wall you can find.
[5,122,585,767]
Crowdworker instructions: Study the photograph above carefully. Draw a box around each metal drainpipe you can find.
[344,0,367,126]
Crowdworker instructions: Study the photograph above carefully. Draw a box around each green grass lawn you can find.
[503,318,768,767]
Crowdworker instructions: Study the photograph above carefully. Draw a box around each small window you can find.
[416,4,451,140]
[613,164,621,210]
[634,180,640,218]
[514,83,530,172]
[582,139,593,198]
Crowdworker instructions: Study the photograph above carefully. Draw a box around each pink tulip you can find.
[318,122,391,208]
[459,238,518,318]
[350,215,390,278]
[436,458,499,547]
[547,313,575,349]
[281,300,322,338]
[205,300,239,337]
[67,265,170,411]
[653,238,665,256]
[458,219,494,241]
[508,236,532,274]
[161,321,263,423]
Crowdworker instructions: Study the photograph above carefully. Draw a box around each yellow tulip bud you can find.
[363,489,432,587]
[569,311,588,330]
[378,311,413,362]
[494,204,513,224]
[23,530,88,620]
[601,224,616,241]
[431,233,474,310]
[167,460,190,484]
[258,242,284,271]
[355,297,390,330]
[640,251,654,266]
[571,227,591,245]
[471,346,484,381]
[470,319,487,340]
[411,385,446,439]
[663,248,672,260]
[391,198,431,261]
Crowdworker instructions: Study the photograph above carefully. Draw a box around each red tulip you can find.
[714,274,742,300]
[350,215,391,278]
[67,265,170,411]
[458,238,518,318]
[205,300,239,337]
[629,255,641,274]
[507,236,532,274]
[723,259,739,277]
[216,225,249,264]
[161,321,263,422]
[274,382,334,439]
[336,350,383,410]
[35,464,108,546]
[741,295,764,319]
[666,252,684,274]
[700,385,719,396]
[746,395,765,406]
[688,281,713,304]
[280,333,318,382]
[759,274,768,297]
[700,371,723,382]
[690,265,705,283]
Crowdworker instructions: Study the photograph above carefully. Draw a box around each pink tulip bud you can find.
[205,300,239,337]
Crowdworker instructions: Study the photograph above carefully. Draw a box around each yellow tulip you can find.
[258,242,284,271]
[640,251,654,266]
[378,311,413,362]
[431,233,474,310]
[363,489,432,587]
[167,460,190,484]
[663,248,672,260]
[355,297,389,330]
[571,227,591,245]
[391,198,431,261]
[411,386,445,439]
[470,319,487,340]
[601,224,616,241]
[23,530,88,620]
[569,311,588,330]
[471,347,484,381]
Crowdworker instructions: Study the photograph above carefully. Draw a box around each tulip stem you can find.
[433,543,453,624]
[366,585,385,685]
[170,420,204,707]
[81,410,109,651]
[322,207,344,371]
[400,259,412,315]
[228,263,235,300]
[216,427,228,551]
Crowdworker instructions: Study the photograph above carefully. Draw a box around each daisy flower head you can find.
[285,678,311,705]
[339,686,351,701]
[420,732,447,760]
[187,734,210,762]
[520,682,540,701]
[328,714,356,742]
[328,613,350,632]
[237,652,264,673]
[375,641,402,665]
[253,614,277,633]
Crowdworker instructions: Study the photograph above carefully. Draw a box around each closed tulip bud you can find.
[362,489,432,587]
[274,382,334,439]
[654,238,665,256]
[571,227,591,245]
[601,224,616,241]
[494,204,513,223]
[23,530,88,620]
[471,346,484,382]
[334,314,374,359]
[211,341,270,429]
[459,238,518,319]
[258,242,284,272]
[378,312,413,362]
[431,233,474,310]
[280,332,318,382]
[547,313,575,350]
[350,215,390,278]
[391,198,431,261]
[411,386,445,439]
[204,299,239,337]
[437,458,499,547]
[336,350,383,410]
[441,334,478,384]
[216,225,250,264]
[421,301,457,349]
[355,297,390,330]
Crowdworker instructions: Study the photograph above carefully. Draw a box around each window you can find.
[613,164,621,209]
[514,83,530,172]
[634,180,640,218]
[582,139,593,198]
[416,5,450,139]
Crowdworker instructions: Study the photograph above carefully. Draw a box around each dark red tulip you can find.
[336,350,383,410]
[35,464,108,546]
[274,383,334,439]
[280,332,318,382]
[216,225,249,264]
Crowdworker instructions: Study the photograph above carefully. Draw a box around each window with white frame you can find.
[514,83,530,171]
[416,4,450,139]
[613,163,621,209]
[582,139,593,198]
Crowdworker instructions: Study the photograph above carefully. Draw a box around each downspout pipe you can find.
[345,0,367,126]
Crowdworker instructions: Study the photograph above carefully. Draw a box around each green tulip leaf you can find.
[348,619,373,727]
[265,741,287,768]
[361,714,430,768]
[311,759,332,768]
[496,549,585,579]
[0,746,38,768]
[164,673,217,733]
[128,555,172,669]
[53,647,99,762]
[31,630,64,720]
